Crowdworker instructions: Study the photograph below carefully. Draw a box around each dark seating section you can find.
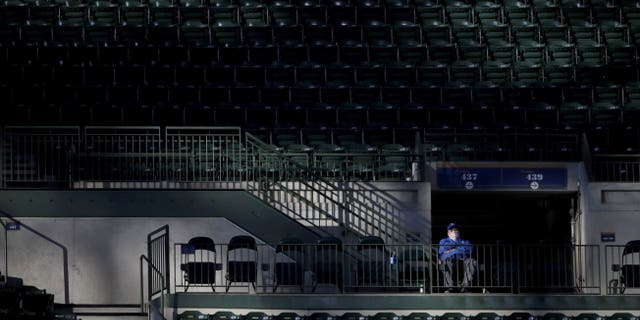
[2,0,640,158]
[0,285,54,320]
[176,312,640,320]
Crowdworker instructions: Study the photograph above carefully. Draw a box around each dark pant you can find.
[443,258,476,289]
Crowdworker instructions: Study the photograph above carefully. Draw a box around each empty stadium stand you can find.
[2,0,640,319]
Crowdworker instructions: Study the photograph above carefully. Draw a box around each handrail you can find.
[246,133,428,245]
[592,153,640,158]
[283,157,427,244]
[140,254,165,315]
[246,182,338,239]
[0,210,70,303]
[312,175,427,243]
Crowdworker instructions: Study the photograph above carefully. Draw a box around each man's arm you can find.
[460,240,473,257]
[439,239,456,260]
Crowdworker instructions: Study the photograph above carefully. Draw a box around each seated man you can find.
[438,223,476,293]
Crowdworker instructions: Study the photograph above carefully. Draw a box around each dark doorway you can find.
[431,192,575,245]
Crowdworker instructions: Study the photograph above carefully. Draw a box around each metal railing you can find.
[140,225,170,319]
[0,126,423,186]
[140,255,166,315]
[605,243,640,294]
[173,242,601,294]
[245,133,427,245]
[2,126,81,188]
[592,154,640,182]
[423,131,581,162]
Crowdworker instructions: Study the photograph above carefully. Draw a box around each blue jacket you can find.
[438,237,473,260]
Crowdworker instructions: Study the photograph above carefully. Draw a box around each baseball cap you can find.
[447,223,459,230]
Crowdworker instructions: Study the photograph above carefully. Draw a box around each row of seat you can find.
[2,62,640,87]
[2,82,640,107]
[4,0,640,6]
[0,23,637,49]
[177,311,639,320]
[0,45,637,75]
[3,0,640,24]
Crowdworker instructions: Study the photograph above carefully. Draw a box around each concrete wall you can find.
[581,181,640,246]
[0,216,250,304]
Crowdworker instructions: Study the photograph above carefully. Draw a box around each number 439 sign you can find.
[437,167,567,190]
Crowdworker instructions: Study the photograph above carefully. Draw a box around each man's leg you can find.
[443,259,455,292]
[461,258,477,288]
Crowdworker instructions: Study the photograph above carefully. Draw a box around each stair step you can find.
[73,315,147,320]
[74,312,148,316]
[68,304,147,320]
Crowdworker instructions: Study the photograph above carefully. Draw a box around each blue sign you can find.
[502,168,567,189]
[437,166,567,190]
[601,232,615,242]
[5,222,20,231]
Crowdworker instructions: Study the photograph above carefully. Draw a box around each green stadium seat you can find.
[393,21,421,45]
[309,313,336,320]
[273,312,305,320]
[270,2,296,26]
[416,2,445,26]
[399,43,429,65]
[441,313,470,320]
[372,313,400,320]
[574,314,604,320]
[483,61,513,85]
[559,108,587,127]
[241,2,268,26]
[341,313,367,320]
[298,3,327,26]
[608,313,638,320]
[406,313,434,320]
[212,311,241,320]
[542,313,570,320]
[513,61,543,86]
[472,313,503,320]
[507,313,536,320]
[245,312,272,320]
[178,310,208,319]
[213,21,242,46]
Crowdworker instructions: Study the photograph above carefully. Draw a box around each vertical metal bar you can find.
[147,232,152,302]
[165,227,170,293]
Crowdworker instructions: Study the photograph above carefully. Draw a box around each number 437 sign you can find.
[437,167,567,190]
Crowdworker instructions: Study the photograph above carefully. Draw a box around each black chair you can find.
[356,236,387,289]
[312,237,343,292]
[621,241,640,289]
[273,237,306,292]
[180,236,218,292]
[398,245,430,292]
[226,235,258,292]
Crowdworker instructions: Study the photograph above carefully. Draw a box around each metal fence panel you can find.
[2,126,80,188]
[606,243,640,295]
[173,242,601,294]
